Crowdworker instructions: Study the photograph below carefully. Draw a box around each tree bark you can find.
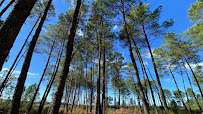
[47,0,81,113]
[90,66,93,112]
[0,17,40,97]
[102,44,106,114]
[182,60,202,111]
[27,38,56,113]
[168,66,188,112]
[142,24,168,110]
[132,39,158,114]
[120,0,149,113]
[0,0,37,71]
[0,0,5,8]
[184,57,203,99]
[0,0,15,18]
[179,64,192,113]
[38,42,64,114]
[10,0,52,113]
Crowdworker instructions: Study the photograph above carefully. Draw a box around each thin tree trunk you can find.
[71,79,78,113]
[168,66,188,112]
[102,44,106,114]
[0,0,37,71]
[95,7,103,114]
[133,39,158,114]
[86,64,88,114]
[27,38,56,113]
[47,0,81,113]
[0,0,15,18]
[38,43,64,114]
[118,88,120,106]
[10,0,52,113]
[0,49,27,96]
[142,24,168,110]
[179,64,192,113]
[182,60,202,111]
[0,17,40,95]
[114,90,116,106]
[120,0,149,113]
[145,65,164,107]
[184,57,203,99]
[90,66,93,112]
[0,0,5,8]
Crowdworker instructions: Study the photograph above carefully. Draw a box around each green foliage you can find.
[187,0,203,23]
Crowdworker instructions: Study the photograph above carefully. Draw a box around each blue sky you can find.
[0,0,201,104]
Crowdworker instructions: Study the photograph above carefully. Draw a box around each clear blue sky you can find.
[0,0,200,104]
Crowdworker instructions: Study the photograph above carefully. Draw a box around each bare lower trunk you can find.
[27,38,56,113]
[0,0,37,71]
[142,24,168,110]
[10,0,52,113]
[0,17,40,96]
[120,0,149,113]
[182,60,202,111]
[184,58,203,99]
[179,64,191,113]
[0,0,5,7]
[169,67,188,112]
[0,0,15,17]
[133,39,158,114]
[38,43,64,114]
[47,0,81,113]
[90,66,93,112]
[102,44,106,114]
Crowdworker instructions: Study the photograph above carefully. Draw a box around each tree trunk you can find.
[142,24,168,110]
[0,0,37,71]
[85,64,88,114]
[168,66,188,112]
[47,0,81,113]
[102,43,106,114]
[27,38,56,113]
[182,60,202,111]
[10,0,52,113]
[179,64,192,113]
[114,90,116,106]
[38,43,64,114]
[145,65,164,107]
[0,0,5,8]
[71,78,78,113]
[0,17,40,96]
[118,88,120,106]
[0,0,15,18]
[133,39,158,114]
[184,57,203,99]
[90,66,93,112]
[120,0,149,113]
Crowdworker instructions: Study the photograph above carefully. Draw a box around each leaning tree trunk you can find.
[182,60,202,111]
[0,0,5,8]
[179,64,192,113]
[0,0,37,71]
[142,24,168,110]
[47,0,81,113]
[120,0,149,113]
[145,65,164,107]
[184,57,203,99]
[10,0,52,113]
[38,43,64,114]
[133,39,158,114]
[168,66,188,112]
[27,38,56,113]
[0,0,15,18]
[0,17,40,96]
